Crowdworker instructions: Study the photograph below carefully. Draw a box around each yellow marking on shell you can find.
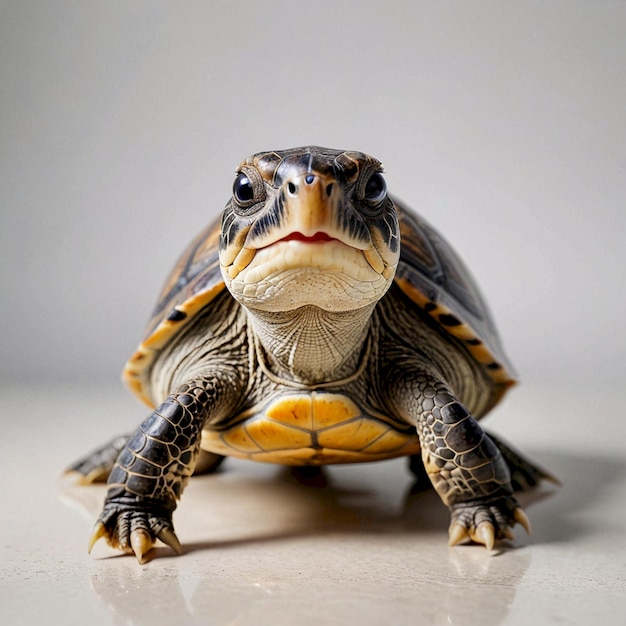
[221,425,261,453]
[317,418,390,451]
[200,392,421,465]
[123,283,227,407]
[265,395,313,429]
[362,428,415,453]
[201,432,241,457]
[311,394,361,429]
[240,447,417,465]
[246,419,313,450]
[394,276,514,386]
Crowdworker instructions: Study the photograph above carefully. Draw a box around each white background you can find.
[2,6,625,624]
[2,0,625,388]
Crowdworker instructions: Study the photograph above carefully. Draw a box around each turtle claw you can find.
[514,506,532,535]
[448,521,496,549]
[87,497,179,563]
[448,522,470,547]
[157,527,182,555]
[88,522,107,554]
[448,495,529,549]
[130,529,154,564]
[473,521,496,550]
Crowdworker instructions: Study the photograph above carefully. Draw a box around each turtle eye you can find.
[363,171,387,203]
[233,172,255,204]
[231,168,267,214]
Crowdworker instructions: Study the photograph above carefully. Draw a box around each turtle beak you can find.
[281,172,340,237]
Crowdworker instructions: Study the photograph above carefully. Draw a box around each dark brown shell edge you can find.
[393,196,516,392]
[123,217,225,406]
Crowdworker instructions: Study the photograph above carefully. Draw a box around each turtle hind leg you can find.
[65,435,129,484]
[487,432,559,491]
[67,437,224,484]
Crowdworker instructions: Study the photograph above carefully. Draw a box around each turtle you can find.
[69,146,549,563]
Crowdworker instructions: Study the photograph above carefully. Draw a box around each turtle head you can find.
[219,147,400,312]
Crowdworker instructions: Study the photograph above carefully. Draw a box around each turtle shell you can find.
[392,198,515,388]
[124,217,225,405]
[124,199,515,407]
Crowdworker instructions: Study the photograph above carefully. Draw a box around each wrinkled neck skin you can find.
[246,304,376,385]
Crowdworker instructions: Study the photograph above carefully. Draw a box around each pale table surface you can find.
[1,383,624,625]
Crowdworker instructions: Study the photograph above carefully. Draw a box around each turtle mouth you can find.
[223,238,393,312]
[262,231,338,248]
[223,235,390,284]
[279,231,337,245]
[221,231,348,281]
[252,231,387,276]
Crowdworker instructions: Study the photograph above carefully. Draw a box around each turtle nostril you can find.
[304,174,315,185]
[325,183,334,197]
[288,182,298,195]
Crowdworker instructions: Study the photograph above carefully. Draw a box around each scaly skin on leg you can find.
[487,432,558,492]
[66,435,129,484]
[68,438,225,484]
[89,376,233,563]
[391,372,530,549]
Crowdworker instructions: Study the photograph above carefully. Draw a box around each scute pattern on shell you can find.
[145,218,223,340]
[124,218,225,406]
[393,199,515,385]
[200,391,422,465]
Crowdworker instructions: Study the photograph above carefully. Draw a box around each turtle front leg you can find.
[392,372,530,549]
[89,377,225,563]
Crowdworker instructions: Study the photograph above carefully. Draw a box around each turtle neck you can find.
[246,304,375,385]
